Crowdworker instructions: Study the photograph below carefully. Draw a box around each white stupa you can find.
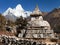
[19,5,55,39]
[25,5,55,38]
[18,5,58,45]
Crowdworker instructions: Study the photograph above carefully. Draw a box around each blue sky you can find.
[0,0,60,13]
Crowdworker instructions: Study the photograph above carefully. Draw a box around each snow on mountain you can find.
[3,4,32,18]
[3,7,13,16]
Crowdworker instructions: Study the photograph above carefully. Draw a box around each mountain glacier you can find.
[3,4,32,18]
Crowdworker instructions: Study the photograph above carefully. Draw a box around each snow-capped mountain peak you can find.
[16,4,24,11]
[3,4,32,17]
[3,7,13,16]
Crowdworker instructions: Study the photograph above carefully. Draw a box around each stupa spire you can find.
[30,4,42,17]
[34,4,40,12]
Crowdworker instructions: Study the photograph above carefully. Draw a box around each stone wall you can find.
[0,35,46,45]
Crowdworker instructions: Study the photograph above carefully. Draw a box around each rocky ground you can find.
[0,35,46,45]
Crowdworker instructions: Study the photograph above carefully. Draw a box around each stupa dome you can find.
[28,17,50,29]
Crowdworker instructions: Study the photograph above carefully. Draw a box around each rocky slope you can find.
[44,8,60,33]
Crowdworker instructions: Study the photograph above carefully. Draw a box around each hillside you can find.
[44,8,60,33]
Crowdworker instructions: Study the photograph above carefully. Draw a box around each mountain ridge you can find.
[44,8,60,33]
